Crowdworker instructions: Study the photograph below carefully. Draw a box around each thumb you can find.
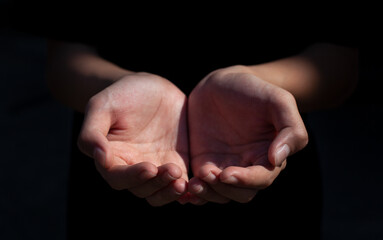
[268,91,309,167]
[268,125,308,167]
[77,105,113,168]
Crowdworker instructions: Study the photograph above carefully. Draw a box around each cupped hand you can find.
[187,66,308,204]
[77,73,189,206]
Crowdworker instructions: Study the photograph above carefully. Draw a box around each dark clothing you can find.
[7,3,351,239]
[68,113,322,239]
[61,12,323,239]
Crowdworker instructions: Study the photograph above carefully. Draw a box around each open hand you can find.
[187,66,308,204]
[77,73,189,206]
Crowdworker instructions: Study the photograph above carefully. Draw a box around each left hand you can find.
[77,73,189,206]
[187,66,308,204]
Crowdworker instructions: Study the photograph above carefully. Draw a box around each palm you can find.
[104,78,188,174]
[189,72,277,172]
[80,74,190,200]
[186,69,308,204]
[104,75,189,179]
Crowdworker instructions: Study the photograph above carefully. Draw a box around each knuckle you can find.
[205,69,226,83]
[280,88,295,101]
[294,128,309,149]
[87,94,104,110]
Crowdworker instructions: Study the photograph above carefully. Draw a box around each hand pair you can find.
[77,65,308,206]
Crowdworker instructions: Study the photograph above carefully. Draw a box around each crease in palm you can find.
[83,70,301,205]
[99,76,189,171]
[190,80,276,170]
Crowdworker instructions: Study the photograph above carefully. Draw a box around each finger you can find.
[77,105,115,168]
[129,163,182,198]
[269,98,308,167]
[95,161,158,190]
[189,177,230,204]
[188,194,208,206]
[269,125,308,167]
[219,163,286,189]
[197,166,258,203]
[146,178,187,207]
[195,163,222,184]
[177,192,208,205]
[207,180,258,203]
[177,192,192,205]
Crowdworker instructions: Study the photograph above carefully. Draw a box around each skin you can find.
[77,73,189,206]
[185,43,358,204]
[47,41,358,206]
[187,66,307,204]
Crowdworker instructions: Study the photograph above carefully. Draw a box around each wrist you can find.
[246,59,317,112]
[246,65,285,90]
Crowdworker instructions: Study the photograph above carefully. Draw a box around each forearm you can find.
[46,40,132,112]
[248,43,359,112]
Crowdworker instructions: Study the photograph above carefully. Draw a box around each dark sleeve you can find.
[311,19,383,106]
[342,38,381,105]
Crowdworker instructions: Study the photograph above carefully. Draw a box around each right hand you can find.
[187,66,308,204]
[77,73,189,206]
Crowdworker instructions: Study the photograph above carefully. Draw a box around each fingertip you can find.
[189,177,232,204]
[269,125,308,167]
[274,144,290,167]
[198,165,220,184]
[93,145,115,169]
[188,177,205,194]
[78,126,109,159]
[145,179,188,207]
[173,178,187,195]
[203,172,218,184]
[137,169,157,181]
[220,167,241,185]
[220,175,239,185]
[93,147,106,165]
[133,161,156,178]
[159,163,182,180]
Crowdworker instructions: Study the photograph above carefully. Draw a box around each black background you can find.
[1,1,383,239]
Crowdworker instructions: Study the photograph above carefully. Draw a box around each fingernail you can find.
[191,183,203,194]
[174,181,186,195]
[203,172,216,183]
[222,176,239,185]
[138,170,156,181]
[93,147,106,167]
[275,144,290,166]
[164,173,178,181]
